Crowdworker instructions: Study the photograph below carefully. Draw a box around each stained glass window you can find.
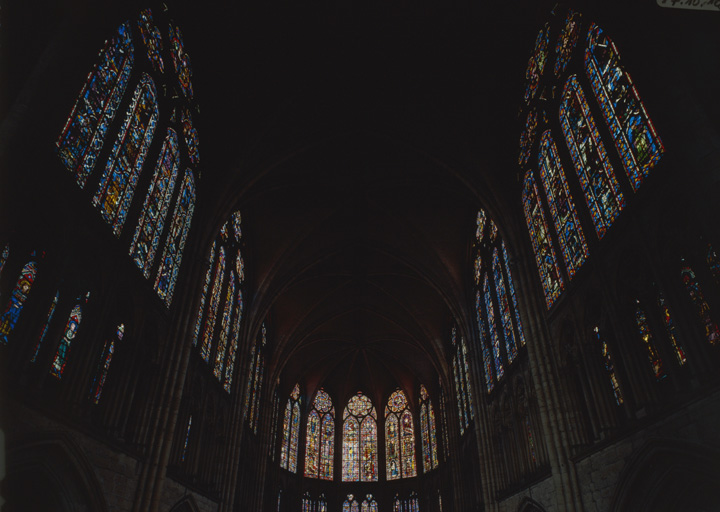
[213,274,235,379]
[451,328,468,434]
[168,22,193,99]
[138,9,164,73]
[538,130,589,278]
[223,288,243,392]
[93,74,158,235]
[707,244,720,285]
[519,109,538,167]
[32,290,60,362]
[50,293,89,378]
[0,243,9,279]
[318,495,328,512]
[554,9,581,77]
[594,326,623,405]
[657,293,687,366]
[386,389,416,479]
[130,129,180,277]
[57,22,134,187]
[245,324,266,432]
[635,301,666,380]
[560,75,625,238]
[501,240,526,347]
[483,274,505,381]
[182,109,200,166]
[439,386,450,461]
[524,25,550,103]
[302,493,312,512]
[90,323,124,403]
[460,337,474,421]
[280,384,301,472]
[361,495,378,512]
[305,389,335,480]
[270,390,280,460]
[343,495,359,512]
[585,24,664,191]
[200,246,226,361]
[476,291,495,392]
[522,170,564,307]
[0,261,37,344]
[192,241,216,346]
[681,265,720,345]
[419,385,439,473]
[182,415,192,462]
[343,391,378,482]
[493,248,519,362]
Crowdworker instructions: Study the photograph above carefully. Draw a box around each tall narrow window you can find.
[302,493,312,512]
[244,323,266,432]
[634,300,666,380]
[90,323,124,403]
[657,293,687,365]
[280,383,301,473]
[538,130,589,278]
[270,390,280,460]
[680,265,720,345]
[438,385,450,461]
[181,415,192,462]
[343,495,360,512]
[93,74,158,235]
[181,108,200,166]
[451,327,468,434]
[200,246,226,361]
[361,495,378,512]
[476,291,495,392]
[593,326,624,405]
[137,9,164,73]
[554,9,581,77]
[419,385,439,473]
[523,170,564,307]
[483,275,505,380]
[386,389,416,479]
[168,22,194,99]
[0,260,37,344]
[213,273,236,379]
[57,23,134,187]
[0,243,9,279]
[585,24,664,191]
[318,495,327,512]
[130,129,180,277]
[502,240,526,347]
[305,389,335,480]
[342,391,378,482]
[524,25,550,104]
[50,293,90,378]
[32,290,60,361]
[560,75,625,238]
[493,247,519,362]
[519,109,538,167]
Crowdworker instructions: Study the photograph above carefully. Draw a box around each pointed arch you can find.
[343,391,378,482]
[419,384,439,472]
[304,388,334,480]
[386,389,416,479]
[280,383,301,473]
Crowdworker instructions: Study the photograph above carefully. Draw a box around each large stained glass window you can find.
[585,24,664,191]
[343,391,378,482]
[522,171,564,307]
[634,300,666,380]
[593,327,623,405]
[0,260,37,344]
[137,9,164,73]
[168,22,193,99]
[154,170,196,306]
[280,384,301,473]
[32,290,60,362]
[90,323,124,403]
[343,495,360,512]
[386,389,416,479]
[538,130,588,278]
[524,25,550,104]
[681,265,720,345]
[419,385,439,473]
[560,75,625,239]
[361,495,378,512]
[554,9,581,77]
[93,74,159,236]
[305,388,335,480]
[50,293,90,378]
[57,23,134,187]
[129,129,180,277]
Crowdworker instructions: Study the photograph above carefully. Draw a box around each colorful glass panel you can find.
[658,293,687,366]
[0,243,8,279]
[181,415,192,462]
[524,25,550,103]
[90,323,124,403]
[476,209,487,243]
[343,392,377,481]
[137,9,164,73]
[439,387,449,461]
[0,261,38,344]
[32,290,59,362]
[343,416,360,481]
[168,22,193,99]
[343,496,359,512]
[361,495,378,512]
[476,291,494,392]
[280,397,292,469]
[182,109,200,166]
[420,402,430,473]
[585,24,664,191]
[320,410,335,480]
[232,211,242,243]
[593,327,623,405]
[130,129,180,277]
[50,298,86,378]
[400,410,417,477]
[154,170,195,305]
[483,274,505,380]
[428,400,438,468]
[522,170,564,307]
[501,240,526,346]
[200,246,225,361]
[93,74,158,236]
[213,274,235,379]
[707,244,720,286]
[538,130,589,278]
[289,395,301,473]
[493,248,519,362]
[386,414,400,480]
[461,337,474,419]
[223,288,243,392]
[560,75,625,238]
[681,266,720,345]
[361,416,378,481]
[57,23,134,187]
[192,241,216,346]
[306,411,321,477]
[554,9,581,77]
[635,301,666,380]
[519,109,538,166]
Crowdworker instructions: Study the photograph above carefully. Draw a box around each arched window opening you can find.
[361,494,378,512]
[181,108,200,166]
[244,323,266,432]
[554,8,581,77]
[524,24,549,104]
[451,327,474,434]
[57,22,134,187]
[386,389,416,479]
[0,260,38,344]
[168,22,193,99]
[438,384,450,461]
[304,388,334,480]
[342,391,378,482]
[657,293,687,366]
[593,326,624,406]
[90,323,124,403]
[0,243,9,279]
[585,23,664,191]
[50,292,90,378]
[419,384,439,473]
[31,290,60,362]
[280,383,301,473]
[92,73,159,236]
[343,495,360,512]
[680,265,720,346]
[634,300,667,380]
[518,109,537,167]
[137,9,164,73]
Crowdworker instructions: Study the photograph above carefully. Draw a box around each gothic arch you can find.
[4,432,108,512]
[517,496,546,512]
[169,494,200,512]
[610,439,720,512]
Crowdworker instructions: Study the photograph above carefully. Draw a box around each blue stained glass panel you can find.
[476,291,495,392]
[32,290,60,362]
[483,274,505,380]
[0,261,37,344]
[138,9,164,73]
[554,9,582,77]
[525,25,550,104]
[493,248,518,362]
[192,241,216,346]
[501,240,526,346]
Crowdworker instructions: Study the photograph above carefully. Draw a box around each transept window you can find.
[419,385,439,473]
[385,389,416,480]
[304,388,335,480]
[280,383,301,473]
[342,391,378,482]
